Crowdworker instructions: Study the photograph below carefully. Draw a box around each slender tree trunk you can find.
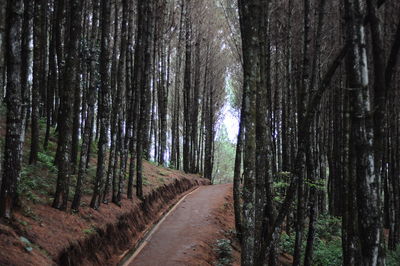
[183,1,192,173]
[171,0,184,169]
[303,1,327,264]
[30,0,43,165]
[21,0,33,154]
[233,93,245,243]
[293,0,312,263]
[90,0,112,209]
[71,68,82,172]
[0,0,6,103]
[116,0,129,204]
[190,37,201,173]
[44,1,57,151]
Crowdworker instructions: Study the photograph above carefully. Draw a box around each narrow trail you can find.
[122,184,232,266]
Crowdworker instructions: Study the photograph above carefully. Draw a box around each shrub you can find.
[315,215,341,241]
[313,237,342,266]
[214,238,233,266]
[388,245,400,266]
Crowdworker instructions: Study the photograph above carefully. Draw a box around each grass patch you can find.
[82,226,97,235]
[157,170,169,176]
[143,175,151,186]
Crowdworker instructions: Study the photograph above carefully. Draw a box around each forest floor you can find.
[121,183,241,266]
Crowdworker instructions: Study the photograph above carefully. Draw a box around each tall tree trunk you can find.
[170,0,184,170]
[52,0,83,211]
[30,0,43,164]
[125,0,135,200]
[71,0,100,211]
[44,1,57,151]
[233,91,245,243]
[71,66,82,171]
[204,84,214,181]
[116,0,128,204]
[293,0,312,264]
[90,0,112,209]
[237,0,262,264]
[343,0,381,264]
[190,37,201,173]
[183,1,192,174]
[0,0,24,218]
[303,1,327,264]
[21,0,33,155]
[0,0,6,103]
[136,0,154,199]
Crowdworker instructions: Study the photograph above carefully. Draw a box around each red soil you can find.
[0,162,208,265]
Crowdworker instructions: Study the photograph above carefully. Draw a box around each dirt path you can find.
[123,184,232,266]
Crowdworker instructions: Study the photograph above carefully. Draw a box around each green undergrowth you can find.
[11,117,175,215]
[82,225,98,235]
[16,120,100,210]
[19,150,58,204]
[279,213,400,265]
[388,245,400,266]
[214,238,233,266]
[279,215,342,266]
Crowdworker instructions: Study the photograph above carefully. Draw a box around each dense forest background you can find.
[234,0,400,265]
[0,0,236,216]
[1,0,400,265]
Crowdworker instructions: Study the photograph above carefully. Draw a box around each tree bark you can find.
[343,0,382,264]
[237,0,262,264]
[90,0,112,209]
[0,0,24,218]
[71,0,100,211]
[52,0,83,211]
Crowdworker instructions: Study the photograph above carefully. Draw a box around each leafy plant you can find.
[315,215,341,241]
[312,237,342,265]
[37,152,57,173]
[83,226,97,235]
[143,175,151,186]
[273,180,290,189]
[214,238,233,266]
[17,219,29,227]
[279,215,343,265]
[388,245,400,266]
[305,179,327,191]
[22,206,41,221]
